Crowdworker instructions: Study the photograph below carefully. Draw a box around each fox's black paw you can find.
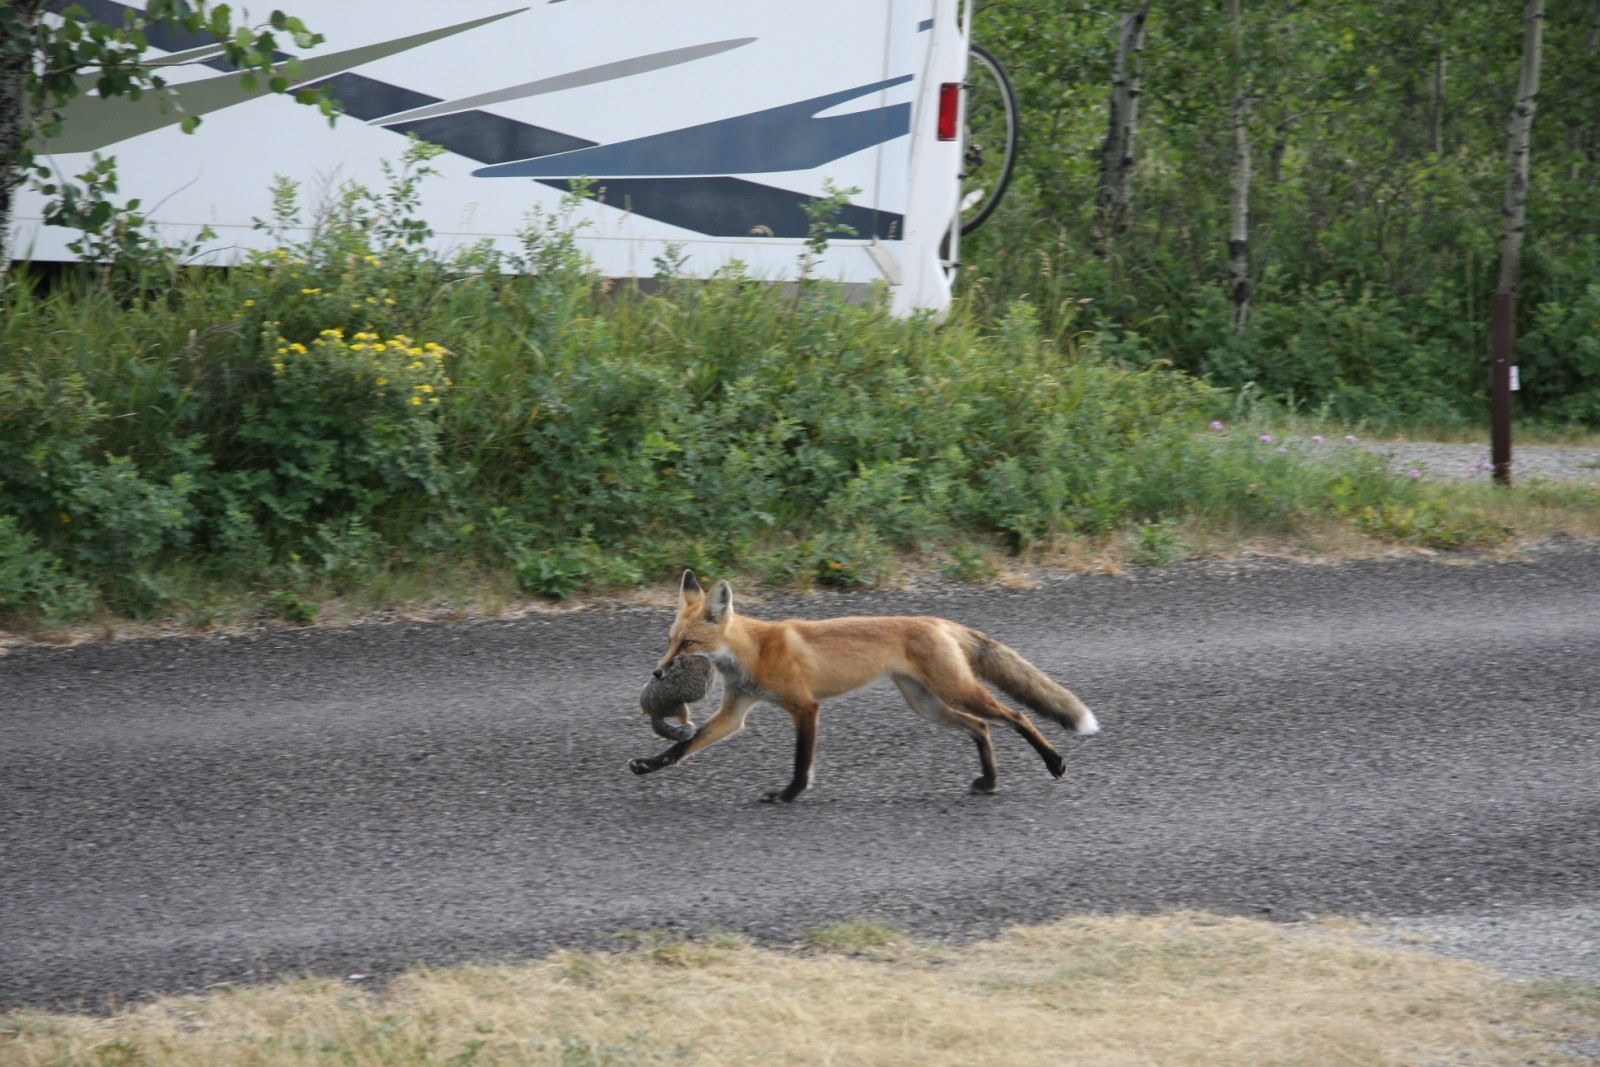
[758,790,796,804]
[969,776,1000,795]
[628,757,657,775]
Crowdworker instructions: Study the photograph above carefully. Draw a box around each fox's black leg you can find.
[969,727,1000,794]
[953,686,1066,782]
[628,691,756,778]
[1019,726,1067,779]
[629,736,693,775]
[761,702,819,803]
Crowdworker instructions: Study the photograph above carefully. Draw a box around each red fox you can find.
[629,570,1100,802]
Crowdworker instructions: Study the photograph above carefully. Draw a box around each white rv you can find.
[12,1,1010,316]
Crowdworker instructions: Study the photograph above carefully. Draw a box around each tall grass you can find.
[0,169,1574,626]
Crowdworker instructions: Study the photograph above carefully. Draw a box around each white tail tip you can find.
[1076,708,1101,736]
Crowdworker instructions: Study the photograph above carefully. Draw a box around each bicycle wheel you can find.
[958,42,1019,235]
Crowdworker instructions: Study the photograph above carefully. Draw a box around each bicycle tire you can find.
[959,42,1020,235]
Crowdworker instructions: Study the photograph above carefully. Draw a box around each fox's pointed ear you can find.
[706,579,733,623]
[678,569,704,608]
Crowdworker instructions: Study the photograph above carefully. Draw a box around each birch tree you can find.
[1095,0,1151,247]
[1496,0,1543,296]
[0,0,48,271]
[1583,0,1598,162]
[1226,0,1252,330]
[1489,0,1544,486]
[1430,34,1447,155]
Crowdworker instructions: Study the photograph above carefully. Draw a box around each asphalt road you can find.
[3,547,1598,1011]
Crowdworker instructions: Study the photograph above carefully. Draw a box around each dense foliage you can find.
[3,174,1475,621]
[966,0,1599,426]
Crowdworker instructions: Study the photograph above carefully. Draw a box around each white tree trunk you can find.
[1226,0,1252,330]
[1496,0,1544,295]
[1586,0,1599,164]
[1431,47,1447,155]
[1229,90,1253,330]
[1096,0,1151,244]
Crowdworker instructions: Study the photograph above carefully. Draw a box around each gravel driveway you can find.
[4,546,1597,1009]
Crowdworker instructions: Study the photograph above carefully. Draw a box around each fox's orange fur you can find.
[628,570,1100,802]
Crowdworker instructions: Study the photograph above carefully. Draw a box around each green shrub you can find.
[0,515,94,620]
[1521,277,1600,425]
[0,148,1547,620]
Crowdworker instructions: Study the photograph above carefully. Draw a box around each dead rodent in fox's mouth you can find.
[639,654,713,742]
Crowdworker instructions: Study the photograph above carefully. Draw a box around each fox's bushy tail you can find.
[963,629,1100,735]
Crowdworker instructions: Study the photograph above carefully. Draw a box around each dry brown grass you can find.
[4,913,1597,1067]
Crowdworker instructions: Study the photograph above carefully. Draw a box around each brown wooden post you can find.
[1491,292,1515,487]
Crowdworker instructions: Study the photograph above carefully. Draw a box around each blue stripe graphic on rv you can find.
[472,75,914,178]
[41,1,903,241]
[541,178,900,241]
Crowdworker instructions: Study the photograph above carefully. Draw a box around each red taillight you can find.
[937,81,961,141]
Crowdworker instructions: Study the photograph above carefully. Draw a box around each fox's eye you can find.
[679,639,696,649]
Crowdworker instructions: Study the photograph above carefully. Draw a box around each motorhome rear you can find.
[12,1,975,315]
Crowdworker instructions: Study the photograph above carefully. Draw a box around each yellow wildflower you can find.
[410,396,422,405]
[301,287,321,295]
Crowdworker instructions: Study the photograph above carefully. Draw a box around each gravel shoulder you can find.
[1360,440,1600,483]
[1383,903,1600,985]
